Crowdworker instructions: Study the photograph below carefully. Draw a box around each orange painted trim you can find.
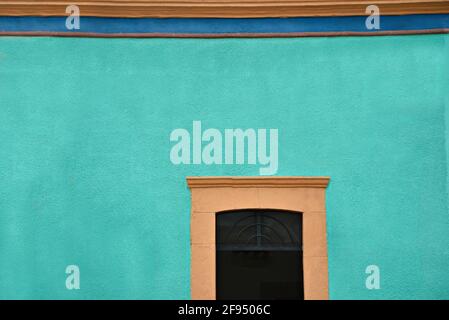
[187,176,331,300]
[187,176,330,188]
[0,1,448,18]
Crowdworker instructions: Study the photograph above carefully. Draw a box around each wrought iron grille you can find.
[216,210,302,251]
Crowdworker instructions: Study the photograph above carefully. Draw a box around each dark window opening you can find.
[216,210,303,300]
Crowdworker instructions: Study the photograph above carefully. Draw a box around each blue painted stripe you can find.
[0,15,448,35]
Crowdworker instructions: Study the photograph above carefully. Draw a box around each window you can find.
[216,210,303,300]
[187,176,330,300]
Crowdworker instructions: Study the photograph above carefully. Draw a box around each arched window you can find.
[216,210,303,300]
[187,176,330,300]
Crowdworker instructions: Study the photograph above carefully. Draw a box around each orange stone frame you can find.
[187,176,330,300]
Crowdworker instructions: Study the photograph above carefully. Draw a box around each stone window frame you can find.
[187,176,330,300]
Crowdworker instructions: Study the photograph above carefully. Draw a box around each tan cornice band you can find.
[0,1,448,18]
[186,176,331,188]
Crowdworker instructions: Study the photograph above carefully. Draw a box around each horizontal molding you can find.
[1,15,448,37]
[1,29,448,37]
[0,1,448,18]
[186,177,331,188]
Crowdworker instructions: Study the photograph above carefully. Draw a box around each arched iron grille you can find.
[216,210,301,251]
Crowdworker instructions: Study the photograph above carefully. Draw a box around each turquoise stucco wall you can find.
[445,35,449,240]
[0,35,448,299]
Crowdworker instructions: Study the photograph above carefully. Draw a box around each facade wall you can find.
[0,34,448,299]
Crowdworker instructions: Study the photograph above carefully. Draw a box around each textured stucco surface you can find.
[0,35,448,299]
